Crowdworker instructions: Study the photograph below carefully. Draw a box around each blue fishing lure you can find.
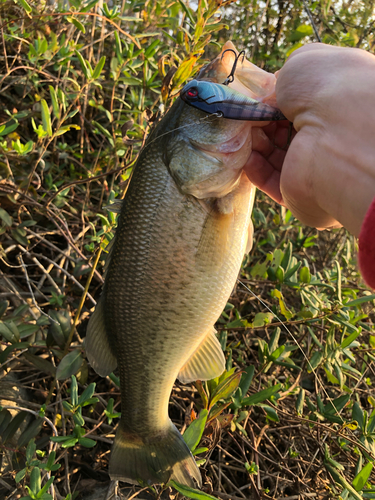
[180,79,286,121]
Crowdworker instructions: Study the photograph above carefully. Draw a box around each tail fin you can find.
[109,421,202,488]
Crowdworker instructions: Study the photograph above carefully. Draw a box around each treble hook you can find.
[221,49,246,85]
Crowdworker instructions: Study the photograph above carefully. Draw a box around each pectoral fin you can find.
[245,219,254,254]
[85,296,117,377]
[177,328,225,384]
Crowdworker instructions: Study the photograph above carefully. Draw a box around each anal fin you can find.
[85,296,117,377]
[177,328,225,384]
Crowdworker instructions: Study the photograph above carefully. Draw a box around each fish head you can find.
[166,42,278,200]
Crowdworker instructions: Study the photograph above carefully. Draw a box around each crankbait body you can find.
[180,80,286,121]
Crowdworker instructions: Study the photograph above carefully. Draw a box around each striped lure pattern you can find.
[180,79,286,121]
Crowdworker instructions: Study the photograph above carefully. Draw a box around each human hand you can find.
[245,43,375,236]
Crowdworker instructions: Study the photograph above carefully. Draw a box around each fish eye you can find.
[186,88,198,98]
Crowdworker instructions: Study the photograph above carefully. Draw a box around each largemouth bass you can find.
[86,41,280,488]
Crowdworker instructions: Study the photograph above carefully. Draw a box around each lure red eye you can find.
[187,88,198,97]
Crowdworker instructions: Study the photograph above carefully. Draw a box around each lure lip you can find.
[180,79,287,122]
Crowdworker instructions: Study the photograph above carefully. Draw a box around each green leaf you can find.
[2,411,28,444]
[335,260,342,303]
[56,350,84,380]
[26,439,36,463]
[169,480,219,500]
[345,294,375,307]
[307,350,323,372]
[0,321,16,342]
[242,384,281,406]
[71,375,78,407]
[24,353,56,375]
[120,76,143,85]
[81,0,100,11]
[209,371,242,408]
[75,50,90,79]
[352,462,373,492]
[257,404,279,422]
[92,56,106,80]
[40,99,52,136]
[341,330,361,349]
[78,437,96,448]
[324,395,350,414]
[54,124,81,137]
[0,208,12,226]
[61,438,79,448]
[67,16,86,33]
[0,300,8,318]
[15,0,32,14]
[352,402,364,430]
[272,289,293,319]
[78,383,96,406]
[296,388,305,415]
[299,266,311,283]
[0,118,19,136]
[238,365,255,399]
[289,24,314,41]
[48,86,60,120]
[269,345,285,361]
[11,227,29,246]
[30,466,41,495]
[50,435,73,443]
[45,451,57,471]
[15,468,27,483]
[173,54,198,88]
[367,408,375,434]
[183,409,208,451]
[324,462,363,500]
[177,0,195,24]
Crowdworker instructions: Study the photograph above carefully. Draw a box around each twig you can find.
[276,495,317,500]
[301,0,322,42]
[0,405,58,435]
[18,254,59,323]
[212,464,247,498]
[64,246,102,356]
[33,253,97,306]
[213,491,256,500]
[45,162,131,208]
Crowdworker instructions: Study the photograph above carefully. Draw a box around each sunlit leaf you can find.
[92,56,106,80]
[209,371,242,408]
[67,16,86,34]
[49,86,60,120]
[242,384,281,406]
[183,409,208,451]
[40,99,52,136]
[169,480,219,500]
[15,0,32,14]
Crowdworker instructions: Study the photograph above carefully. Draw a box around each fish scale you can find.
[85,40,279,488]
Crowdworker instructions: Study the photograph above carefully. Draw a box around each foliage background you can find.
[1,0,375,499]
